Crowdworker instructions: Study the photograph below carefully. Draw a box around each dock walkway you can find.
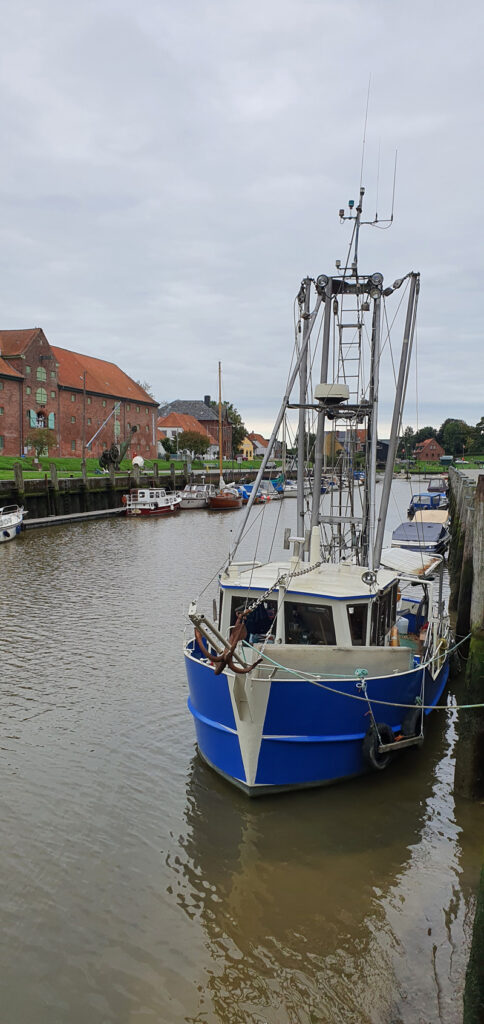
[24,508,124,530]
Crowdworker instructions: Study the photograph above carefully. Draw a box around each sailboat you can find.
[185,187,451,795]
[208,362,242,510]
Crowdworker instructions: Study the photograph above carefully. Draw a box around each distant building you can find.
[248,432,269,457]
[0,328,158,458]
[414,437,444,463]
[159,396,233,456]
[240,436,254,460]
[156,412,216,458]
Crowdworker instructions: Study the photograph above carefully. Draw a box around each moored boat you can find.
[407,491,449,519]
[0,504,26,542]
[123,487,181,516]
[209,486,242,510]
[178,483,217,509]
[184,185,451,796]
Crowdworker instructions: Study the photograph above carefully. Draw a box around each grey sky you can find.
[0,0,482,437]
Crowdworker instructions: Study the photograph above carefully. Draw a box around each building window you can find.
[126,404,130,411]
[26,386,31,395]
[145,408,149,414]
[146,425,149,432]
[136,405,140,412]
[36,366,47,381]
[50,390,55,399]
[36,387,47,404]
[102,400,107,407]
[50,370,56,380]
[71,416,76,423]
[25,365,31,375]
[0,407,3,415]
[0,436,4,449]
[87,396,92,405]
[71,440,76,451]
[87,417,91,425]
[71,393,76,402]
[37,412,46,428]
[0,381,3,390]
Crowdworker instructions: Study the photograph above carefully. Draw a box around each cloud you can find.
[0,0,481,435]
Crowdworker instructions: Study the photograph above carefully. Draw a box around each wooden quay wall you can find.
[1,463,259,522]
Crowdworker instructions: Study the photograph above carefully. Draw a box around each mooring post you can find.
[49,462,61,516]
[454,475,484,800]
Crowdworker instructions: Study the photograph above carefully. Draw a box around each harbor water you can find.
[1,480,482,1023]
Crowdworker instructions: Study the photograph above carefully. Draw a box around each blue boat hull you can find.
[185,642,449,795]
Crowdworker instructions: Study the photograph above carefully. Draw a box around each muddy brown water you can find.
[0,481,482,1023]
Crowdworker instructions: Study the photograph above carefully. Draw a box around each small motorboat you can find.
[123,487,181,516]
[391,512,450,554]
[427,477,449,494]
[0,504,26,542]
[407,491,448,519]
[178,483,217,509]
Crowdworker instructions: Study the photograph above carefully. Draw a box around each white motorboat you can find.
[0,505,26,542]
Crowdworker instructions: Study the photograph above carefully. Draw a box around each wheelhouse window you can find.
[229,596,277,639]
[370,585,397,646]
[285,601,336,645]
[347,603,368,646]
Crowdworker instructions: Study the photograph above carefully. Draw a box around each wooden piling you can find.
[454,474,484,800]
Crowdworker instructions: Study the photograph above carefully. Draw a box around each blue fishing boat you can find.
[184,187,451,795]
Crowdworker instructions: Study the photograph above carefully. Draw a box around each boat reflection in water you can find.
[171,707,478,1024]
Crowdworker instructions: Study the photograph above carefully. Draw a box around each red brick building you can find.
[0,328,158,459]
[414,437,444,463]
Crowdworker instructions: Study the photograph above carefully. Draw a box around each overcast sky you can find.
[0,0,482,437]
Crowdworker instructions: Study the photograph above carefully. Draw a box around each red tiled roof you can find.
[0,356,23,378]
[415,437,442,451]
[157,412,211,437]
[249,432,268,447]
[51,346,157,405]
[0,328,41,356]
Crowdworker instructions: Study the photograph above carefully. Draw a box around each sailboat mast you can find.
[218,361,223,487]
[373,272,420,566]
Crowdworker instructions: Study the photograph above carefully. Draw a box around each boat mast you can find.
[218,361,224,489]
[297,279,311,542]
[373,272,420,565]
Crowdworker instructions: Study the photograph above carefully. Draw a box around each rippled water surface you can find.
[1,482,482,1023]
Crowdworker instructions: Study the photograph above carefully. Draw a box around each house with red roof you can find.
[248,432,269,457]
[414,437,444,463]
[157,411,217,457]
[0,328,158,458]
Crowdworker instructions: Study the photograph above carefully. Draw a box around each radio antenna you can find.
[390,149,398,221]
[359,76,371,188]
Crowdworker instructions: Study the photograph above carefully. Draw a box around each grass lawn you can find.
[0,455,270,481]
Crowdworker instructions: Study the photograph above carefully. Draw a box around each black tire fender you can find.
[362,722,394,771]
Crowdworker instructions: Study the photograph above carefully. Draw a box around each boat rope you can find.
[238,631,479,712]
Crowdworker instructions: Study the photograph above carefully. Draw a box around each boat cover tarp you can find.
[379,546,443,577]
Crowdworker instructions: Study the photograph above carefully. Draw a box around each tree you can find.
[413,426,436,444]
[178,430,211,457]
[397,426,414,459]
[437,418,473,457]
[209,400,247,453]
[160,436,176,456]
[25,427,57,460]
[136,380,155,399]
